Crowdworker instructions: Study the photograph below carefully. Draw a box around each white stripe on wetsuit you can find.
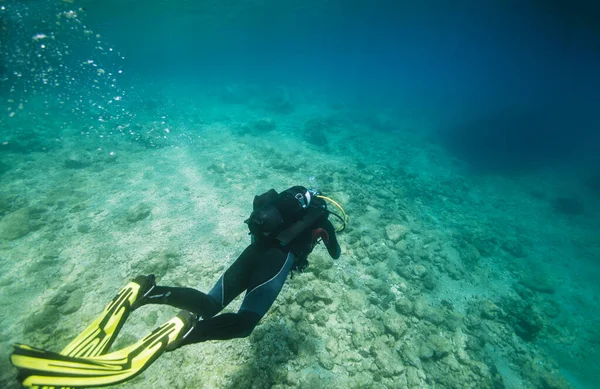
[245,252,294,297]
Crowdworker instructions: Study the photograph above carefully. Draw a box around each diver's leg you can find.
[141,244,260,318]
[142,285,221,317]
[179,249,294,345]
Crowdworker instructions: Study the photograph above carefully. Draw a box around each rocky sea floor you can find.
[0,85,599,388]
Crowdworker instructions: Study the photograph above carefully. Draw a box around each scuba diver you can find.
[10,185,345,388]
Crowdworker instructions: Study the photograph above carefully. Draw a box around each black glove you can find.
[290,256,309,277]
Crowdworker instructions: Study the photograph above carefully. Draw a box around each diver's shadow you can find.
[228,315,320,387]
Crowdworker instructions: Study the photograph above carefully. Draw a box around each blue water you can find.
[1,1,599,388]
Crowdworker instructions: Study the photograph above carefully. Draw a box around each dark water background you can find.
[63,0,600,172]
[3,0,599,173]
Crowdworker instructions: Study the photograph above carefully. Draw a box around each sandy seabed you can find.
[0,85,599,389]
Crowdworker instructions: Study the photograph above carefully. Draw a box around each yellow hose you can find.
[316,195,347,232]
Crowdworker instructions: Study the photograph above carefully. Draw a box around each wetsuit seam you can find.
[245,252,293,297]
[220,274,225,307]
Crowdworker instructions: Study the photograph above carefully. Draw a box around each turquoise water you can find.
[1,1,599,388]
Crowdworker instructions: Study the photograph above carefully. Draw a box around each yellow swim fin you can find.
[17,275,155,389]
[11,310,195,388]
[61,275,154,358]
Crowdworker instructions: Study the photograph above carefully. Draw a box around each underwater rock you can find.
[503,299,544,342]
[163,247,181,260]
[367,245,393,264]
[318,352,335,370]
[459,228,497,257]
[309,253,333,275]
[77,223,92,234]
[500,237,527,258]
[252,118,276,132]
[541,300,561,318]
[26,255,60,277]
[405,366,427,388]
[423,306,445,325]
[465,333,485,352]
[289,303,303,322]
[295,288,314,307]
[59,291,84,315]
[522,359,571,389]
[358,236,375,249]
[313,311,328,326]
[394,297,414,316]
[304,117,329,131]
[372,344,405,377]
[520,275,555,294]
[270,161,299,174]
[441,311,463,332]
[342,289,369,311]
[382,309,408,339]
[411,299,444,325]
[0,207,33,240]
[24,306,59,335]
[345,234,359,250]
[401,247,430,266]
[513,282,535,300]
[365,277,388,296]
[64,158,92,169]
[422,271,437,291]
[312,283,334,305]
[207,163,227,175]
[325,336,339,357]
[265,88,294,114]
[420,334,452,361]
[479,299,502,320]
[374,188,395,201]
[552,196,584,216]
[351,372,375,388]
[412,298,427,319]
[304,118,330,148]
[399,344,422,368]
[464,311,483,331]
[385,223,410,243]
[367,261,390,280]
[444,261,464,280]
[136,251,174,275]
[319,269,336,283]
[125,202,152,223]
[401,263,428,280]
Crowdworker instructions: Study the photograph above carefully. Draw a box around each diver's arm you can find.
[321,218,341,259]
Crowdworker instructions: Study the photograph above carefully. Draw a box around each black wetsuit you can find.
[144,187,341,346]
